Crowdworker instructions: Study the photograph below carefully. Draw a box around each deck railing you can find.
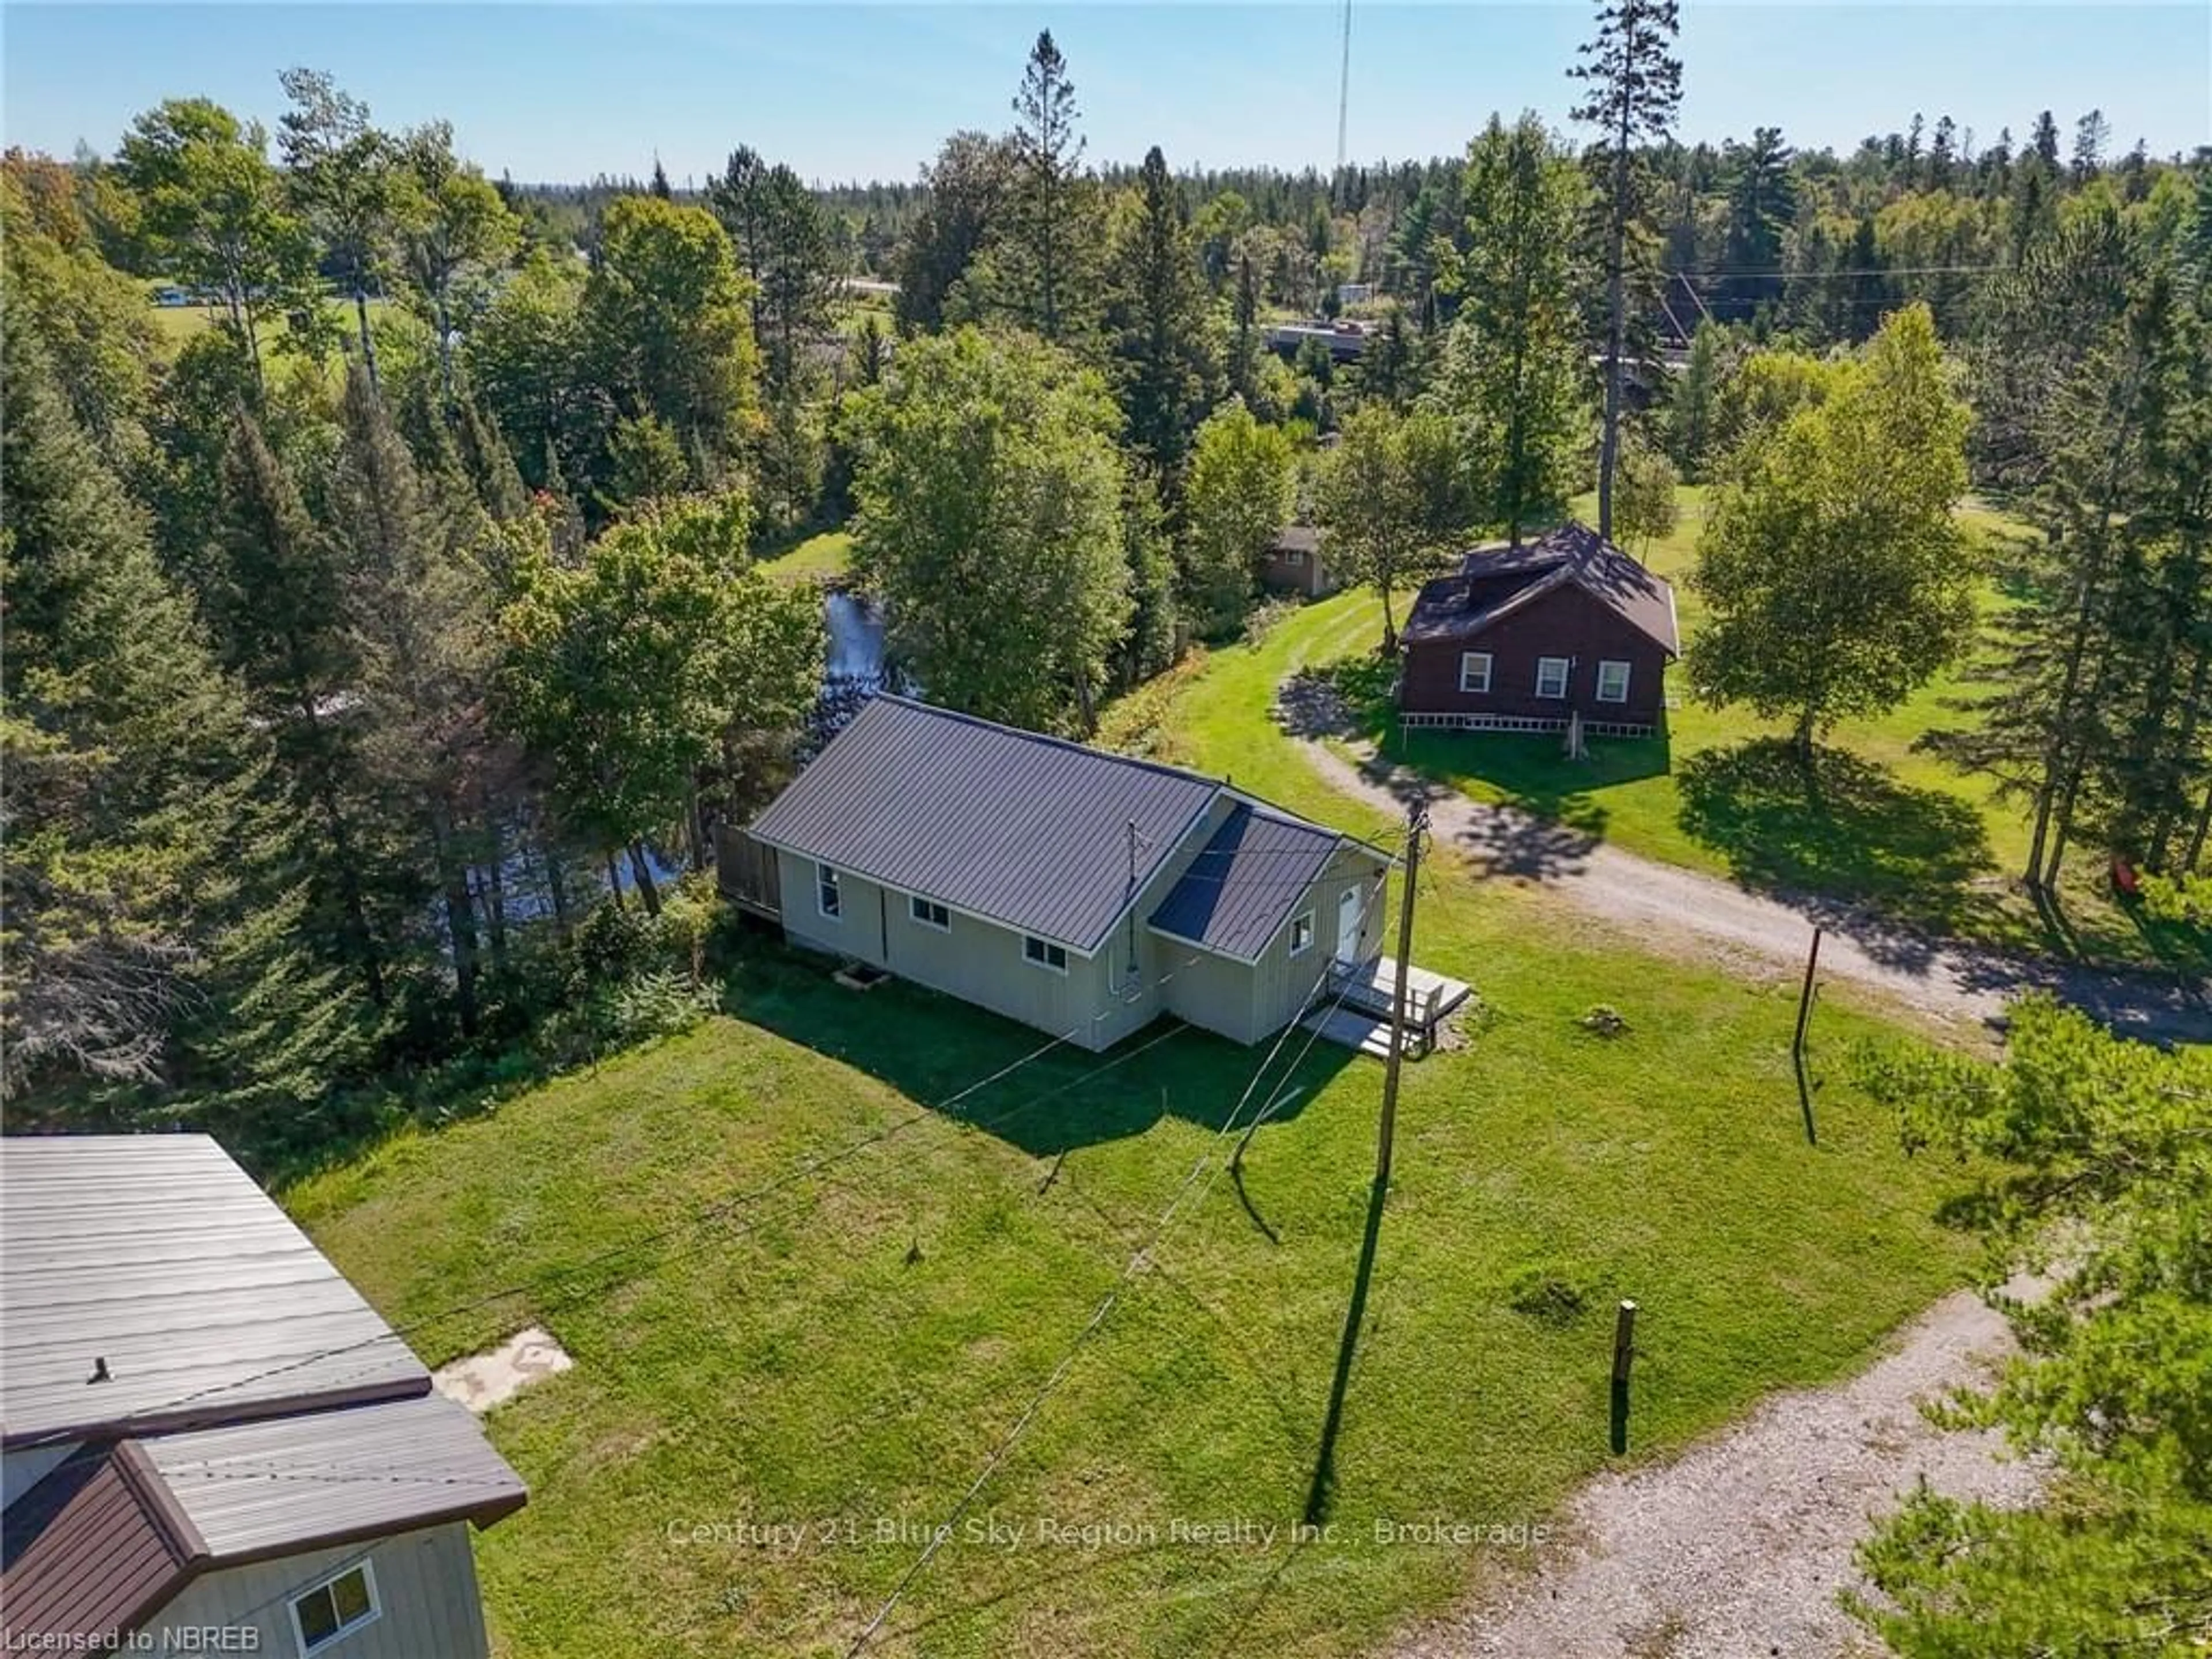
[1325,957,1447,1058]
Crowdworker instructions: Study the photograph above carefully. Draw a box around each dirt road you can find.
[1296,736,2212,1046]
[1389,1292,2037,1659]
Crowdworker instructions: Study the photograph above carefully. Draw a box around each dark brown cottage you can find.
[1397,523,1679,737]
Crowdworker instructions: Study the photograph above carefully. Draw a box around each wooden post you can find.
[1793,928,1823,1146]
[1791,927,1823,1058]
[1609,1298,1637,1454]
[1374,801,1428,1191]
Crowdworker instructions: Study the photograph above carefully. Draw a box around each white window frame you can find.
[1283,548,1306,567]
[1289,911,1316,957]
[1535,656,1571,700]
[1459,651,1493,694]
[816,863,841,921]
[289,1558,380,1656]
[909,894,950,931]
[1595,659,1632,704]
[1022,935,1069,974]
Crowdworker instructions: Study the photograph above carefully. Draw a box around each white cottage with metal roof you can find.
[0,1136,524,1657]
[744,696,1397,1049]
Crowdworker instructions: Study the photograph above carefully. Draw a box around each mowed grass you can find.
[289,609,1979,1658]
[759,528,854,583]
[143,296,391,359]
[1307,488,2192,968]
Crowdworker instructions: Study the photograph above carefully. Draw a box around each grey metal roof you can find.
[1403,522,1680,656]
[1149,805,1365,962]
[1,1136,427,1446]
[139,1392,527,1559]
[749,696,1221,952]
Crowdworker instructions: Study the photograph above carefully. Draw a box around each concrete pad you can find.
[433,1324,574,1415]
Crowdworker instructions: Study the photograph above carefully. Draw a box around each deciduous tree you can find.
[1612,432,1679,557]
[115,97,313,393]
[1317,404,1471,649]
[848,328,1130,732]
[499,493,817,908]
[1180,401,1295,637]
[391,121,519,405]
[580,195,759,488]
[1689,304,1975,756]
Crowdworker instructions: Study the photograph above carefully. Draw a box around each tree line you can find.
[7,0,2207,1145]
[3,74,825,1165]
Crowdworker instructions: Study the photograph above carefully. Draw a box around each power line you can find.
[1666,262,2016,280]
[844,873,1391,1655]
[7,966,1221,1453]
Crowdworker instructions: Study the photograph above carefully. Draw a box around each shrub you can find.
[606,969,715,1044]
[1507,1265,1594,1325]
[1580,1003,1631,1037]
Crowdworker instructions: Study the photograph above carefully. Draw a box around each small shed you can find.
[1257,525,1336,599]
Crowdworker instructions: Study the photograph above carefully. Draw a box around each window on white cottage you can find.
[291,1562,378,1654]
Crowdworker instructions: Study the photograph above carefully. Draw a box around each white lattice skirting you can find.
[1400,712,1658,740]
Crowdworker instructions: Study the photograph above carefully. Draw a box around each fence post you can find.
[1609,1299,1638,1454]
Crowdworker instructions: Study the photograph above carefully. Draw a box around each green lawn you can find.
[144,296,391,359]
[1302,488,2199,970]
[289,610,1982,1658]
[759,528,853,583]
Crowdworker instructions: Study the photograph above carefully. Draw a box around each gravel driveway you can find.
[1290,725,2212,1046]
[1390,1293,2038,1659]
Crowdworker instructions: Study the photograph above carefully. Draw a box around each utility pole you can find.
[1304,797,1426,1525]
[1335,0,1354,176]
[1373,798,1427,1189]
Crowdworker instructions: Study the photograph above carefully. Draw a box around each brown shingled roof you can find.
[1400,522,1679,656]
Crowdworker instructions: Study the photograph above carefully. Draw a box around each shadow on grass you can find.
[724,941,1356,1159]
[1302,1166,1388,1526]
[1676,739,1997,953]
[1281,657,1671,884]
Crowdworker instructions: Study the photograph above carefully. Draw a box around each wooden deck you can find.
[1302,956,1471,1059]
[715,828,781,919]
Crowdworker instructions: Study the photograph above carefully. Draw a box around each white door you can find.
[1334,886,1363,967]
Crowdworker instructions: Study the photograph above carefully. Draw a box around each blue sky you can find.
[5,3,2206,185]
